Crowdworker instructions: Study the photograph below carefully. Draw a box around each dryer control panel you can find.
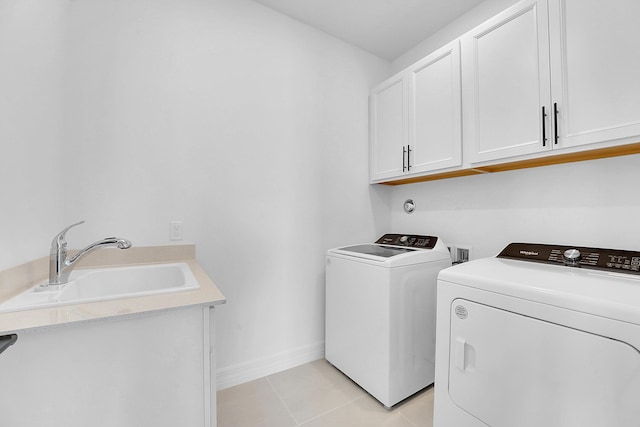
[498,243,640,274]
[375,234,438,249]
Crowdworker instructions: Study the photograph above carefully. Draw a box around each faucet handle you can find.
[51,220,85,249]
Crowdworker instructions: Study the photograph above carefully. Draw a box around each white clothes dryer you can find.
[326,234,451,407]
[434,242,640,427]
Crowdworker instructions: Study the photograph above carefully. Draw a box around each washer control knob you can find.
[399,236,409,245]
[563,249,581,266]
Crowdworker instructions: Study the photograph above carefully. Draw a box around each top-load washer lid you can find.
[327,234,451,267]
[338,244,415,258]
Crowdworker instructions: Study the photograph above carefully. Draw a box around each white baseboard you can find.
[216,341,325,390]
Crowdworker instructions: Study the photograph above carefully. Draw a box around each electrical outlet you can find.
[170,221,183,241]
[456,246,472,263]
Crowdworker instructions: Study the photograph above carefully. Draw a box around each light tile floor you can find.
[217,359,434,427]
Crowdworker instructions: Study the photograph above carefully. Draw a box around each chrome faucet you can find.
[48,221,132,286]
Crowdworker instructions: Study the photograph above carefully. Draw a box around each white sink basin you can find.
[0,263,199,313]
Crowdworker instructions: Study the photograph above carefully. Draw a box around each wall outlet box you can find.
[456,246,471,263]
[170,221,183,241]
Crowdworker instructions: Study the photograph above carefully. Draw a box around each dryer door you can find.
[448,299,640,427]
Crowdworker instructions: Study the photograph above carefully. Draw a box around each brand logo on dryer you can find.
[454,305,468,320]
[520,250,539,256]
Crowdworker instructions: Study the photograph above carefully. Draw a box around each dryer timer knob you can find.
[563,248,581,266]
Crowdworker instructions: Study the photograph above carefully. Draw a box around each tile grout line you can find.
[265,376,301,426]
[264,361,370,426]
[295,394,368,426]
[398,410,418,427]
[219,362,433,427]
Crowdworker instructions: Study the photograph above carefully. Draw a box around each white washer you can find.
[434,242,640,427]
[325,234,451,407]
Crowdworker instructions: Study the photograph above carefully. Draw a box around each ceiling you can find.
[250,0,485,61]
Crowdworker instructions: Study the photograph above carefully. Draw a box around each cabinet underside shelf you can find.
[379,142,640,186]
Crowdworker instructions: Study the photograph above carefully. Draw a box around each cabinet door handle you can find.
[0,334,17,356]
[407,145,412,171]
[553,102,559,145]
[402,146,407,172]
[541,106,547,146]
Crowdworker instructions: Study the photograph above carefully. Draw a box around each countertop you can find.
[0,245,226,334]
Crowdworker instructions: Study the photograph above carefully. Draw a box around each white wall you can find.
[389,154,640,258]
[0,0,67,265]
[1,0,392,386]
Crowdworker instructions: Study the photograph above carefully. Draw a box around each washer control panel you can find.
[498,243,640,274]
[375,234,438,249]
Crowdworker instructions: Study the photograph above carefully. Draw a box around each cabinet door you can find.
[463,0,552,164]
[549,0,640,149]
[0,308,210,427]
[408,41,462,174]
[369,75,408,182]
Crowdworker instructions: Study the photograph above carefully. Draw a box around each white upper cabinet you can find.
[409,41,462,175]
[370,74,408,182]
[548,0,640,149]
[370,41,462,183]
[371,0,640,183]
[465,0,640,165]
[462,0,552,164]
